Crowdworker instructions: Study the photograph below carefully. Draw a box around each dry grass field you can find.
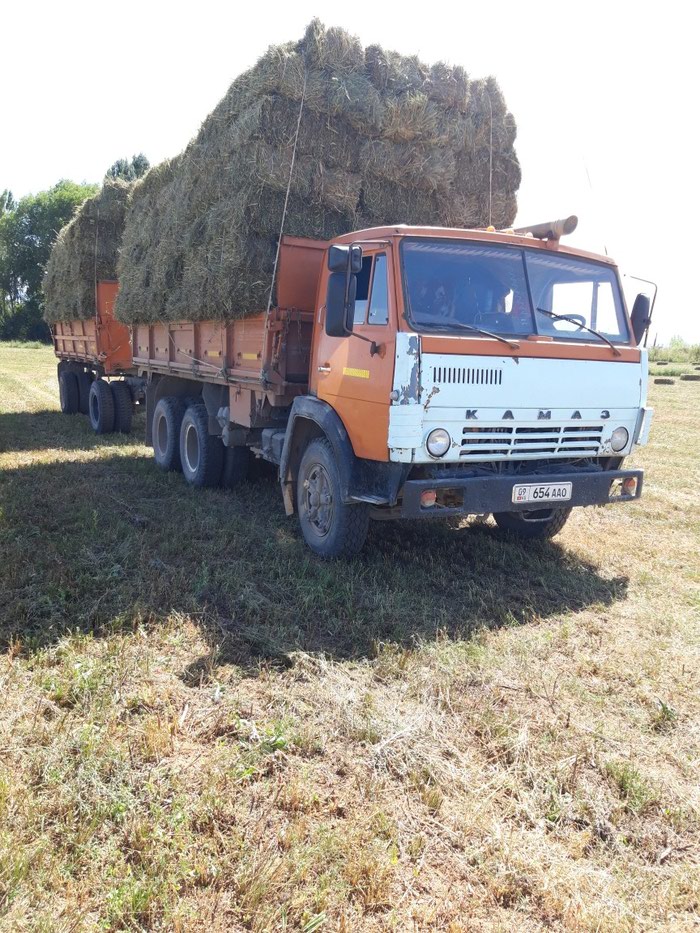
[1,343,698,931]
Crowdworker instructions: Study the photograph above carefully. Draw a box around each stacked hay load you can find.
[43,179,131,323]
[110,19,520,323]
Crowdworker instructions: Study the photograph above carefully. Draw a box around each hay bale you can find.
[365,44,427,95]
[654,378,675,385]
[303,19,365,74]
[43,179,131,322]
[381,94,441,143]
[680,374,700,381]
[358,177,442,228]
[115,20,520,324]
[361,139,456,191]
[426,62,470,111]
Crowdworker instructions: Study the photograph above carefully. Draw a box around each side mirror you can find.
[328,244,362,274]
[326,272,357,337]
[325,244,362,338]
[630,293,652,346]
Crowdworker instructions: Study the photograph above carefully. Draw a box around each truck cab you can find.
[284,222,653,556]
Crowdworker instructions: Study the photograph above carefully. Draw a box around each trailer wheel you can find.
[221,445,250,488]
[77,372,92,414]
[88,379,116,434]
[59,371,80,415]
[297,438,369,559]
[153,396,186,471]
[180,404,224,488]
[111,382,133,434]
[493,507,572,540]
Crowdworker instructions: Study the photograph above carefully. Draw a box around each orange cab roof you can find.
[332,225,617,267]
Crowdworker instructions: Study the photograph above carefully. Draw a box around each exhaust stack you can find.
[513,215,578,241]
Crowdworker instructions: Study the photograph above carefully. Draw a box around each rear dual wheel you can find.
[89,379,116,434]
[153,397,186,471]
[87,379,134,434]
[59,371,80,414]
[153,396,249,488]
[180,404,224,488]
[111,382,133,434]
[77,372,92,414]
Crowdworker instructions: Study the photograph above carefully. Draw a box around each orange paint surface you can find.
[52,281,133,373]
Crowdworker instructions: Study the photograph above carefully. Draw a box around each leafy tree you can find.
[0,180,98,340]
[106,153,150,182]
[0,190,15,215]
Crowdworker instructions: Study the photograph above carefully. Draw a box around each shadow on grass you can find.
[0,410,147,454]
[0,450,628,664]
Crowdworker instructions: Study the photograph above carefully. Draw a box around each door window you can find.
[353,254,390,326]
[367,254,389,326]
[353,257,373,324]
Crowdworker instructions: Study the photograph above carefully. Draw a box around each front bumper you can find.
[400,468,643,519]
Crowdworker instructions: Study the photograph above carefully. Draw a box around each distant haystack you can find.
[43,179,130,323]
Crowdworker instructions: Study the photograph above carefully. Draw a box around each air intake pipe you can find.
[513,215,578,240]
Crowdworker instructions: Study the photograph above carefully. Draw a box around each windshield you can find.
[401,239,630,344]
[525,251,629,343]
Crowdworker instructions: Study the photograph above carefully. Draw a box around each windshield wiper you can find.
[535,308,622,356]
[422,321,520,350]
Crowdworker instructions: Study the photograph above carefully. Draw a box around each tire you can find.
[111,382,133,434]
[179,404,224,488]
[493,507,572,540]
[77,372,92,414]
[88,379,115,434]
[297,437,369,559]
[221,445,250,488]
[58,371,80,414]
[153,396,186,471]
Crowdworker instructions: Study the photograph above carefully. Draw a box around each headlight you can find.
[426,428,451,457]
[611,426,629,452]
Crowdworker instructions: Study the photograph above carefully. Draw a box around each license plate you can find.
[512,482,572,504]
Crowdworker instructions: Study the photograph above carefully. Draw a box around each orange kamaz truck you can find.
[52,281,143,434]
[126,219,654,557]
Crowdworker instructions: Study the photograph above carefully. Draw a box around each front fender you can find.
[279,396,407,515]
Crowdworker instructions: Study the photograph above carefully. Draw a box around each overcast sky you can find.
[1,0,694,343]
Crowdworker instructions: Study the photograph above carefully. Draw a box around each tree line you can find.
[0,155,149,341]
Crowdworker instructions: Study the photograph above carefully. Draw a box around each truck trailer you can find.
[123,219,653,558]
[52,280,143,434]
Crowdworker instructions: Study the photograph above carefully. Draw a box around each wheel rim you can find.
[156,413,168,457]
[302,462,334,538]
[184,421,200,474]
[90,390,99,424]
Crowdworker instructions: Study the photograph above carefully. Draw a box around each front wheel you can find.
[493,507,572,540]
[297,438,369,559]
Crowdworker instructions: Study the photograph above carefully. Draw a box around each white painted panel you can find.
[421,354,645,411]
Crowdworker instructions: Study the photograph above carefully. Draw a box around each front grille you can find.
[460,424,604,458]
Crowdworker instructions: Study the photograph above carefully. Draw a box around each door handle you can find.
[317,365,332,374]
